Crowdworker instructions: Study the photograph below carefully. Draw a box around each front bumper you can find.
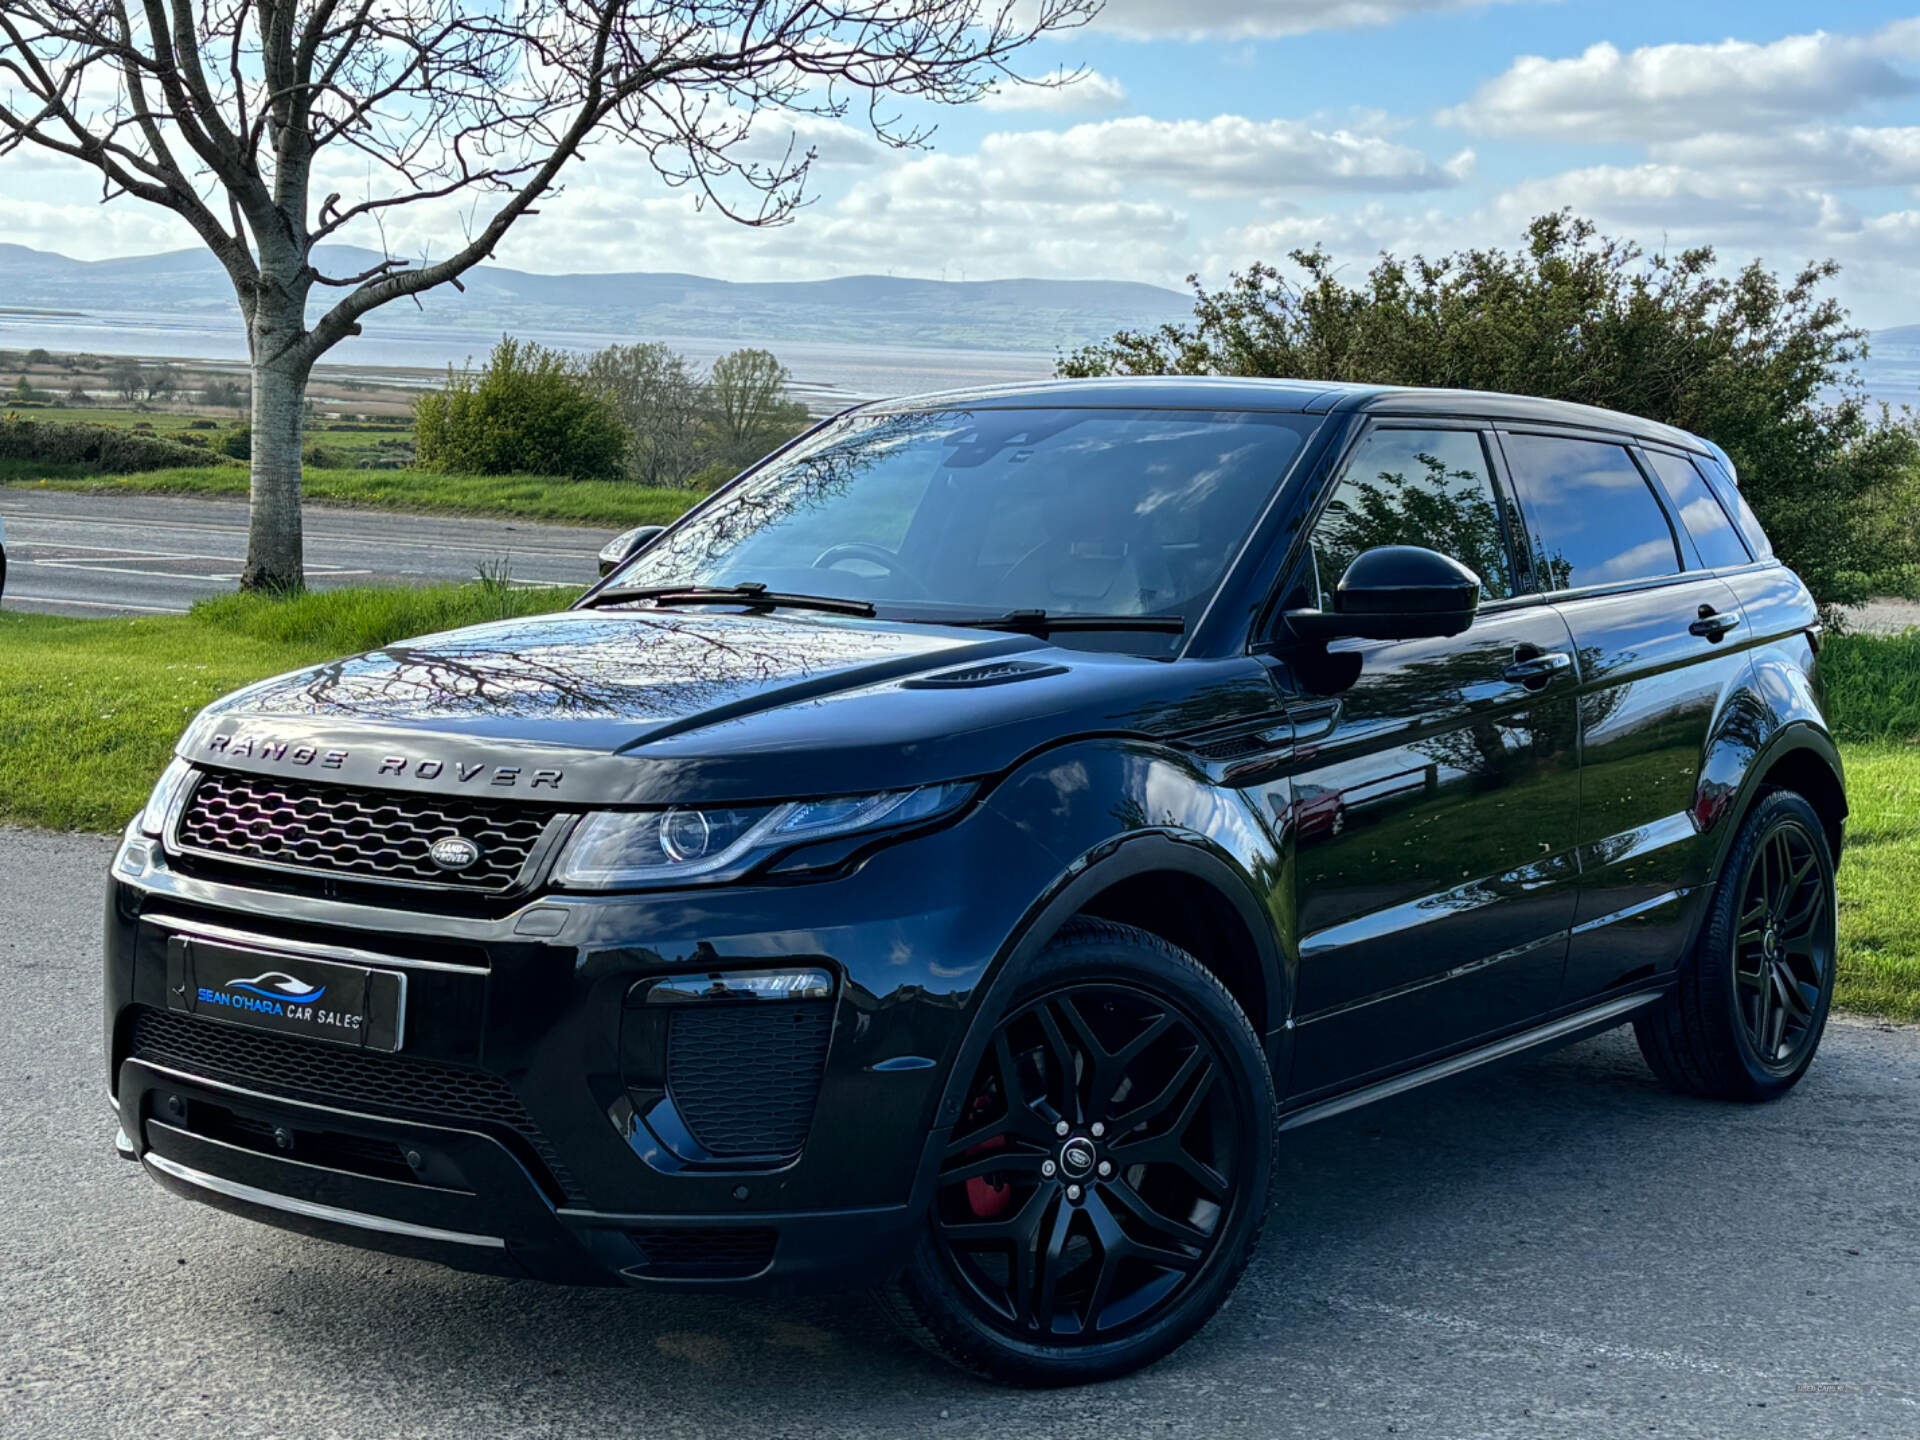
[105,804,1057,1290]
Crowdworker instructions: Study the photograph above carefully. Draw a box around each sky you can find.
[9,2,1920,329]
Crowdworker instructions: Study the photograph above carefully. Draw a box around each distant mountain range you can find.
[0,243,1194,356]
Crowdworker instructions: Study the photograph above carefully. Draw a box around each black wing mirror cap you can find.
[598,524,668,578]
[1283,545,1482,644]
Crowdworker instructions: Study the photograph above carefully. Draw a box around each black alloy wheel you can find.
[1733,815,1831,1073]
[1635,789,1837,1101]
[883,919,1274,1386]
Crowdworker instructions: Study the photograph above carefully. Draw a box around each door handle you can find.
[1689,605,1740,642]
[1503,650,1573,686]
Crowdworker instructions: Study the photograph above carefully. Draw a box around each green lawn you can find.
[5,464,701,528]
[0,583,573,831]
[1,591,1916,1019]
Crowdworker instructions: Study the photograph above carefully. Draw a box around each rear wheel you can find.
[1635,790,1836,1101]
[882,919,1275,1386]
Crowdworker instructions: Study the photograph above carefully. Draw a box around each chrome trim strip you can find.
[144,1152,505,1249]
[1279,990,1664,1132]
[143,912,484,975]
[1570,889,1686,937]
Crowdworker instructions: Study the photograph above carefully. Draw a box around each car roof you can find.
[862,376,1715,457]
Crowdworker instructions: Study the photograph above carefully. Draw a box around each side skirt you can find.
[1276,988,1666,1133]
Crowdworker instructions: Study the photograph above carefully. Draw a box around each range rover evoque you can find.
[106,379,1844,1386]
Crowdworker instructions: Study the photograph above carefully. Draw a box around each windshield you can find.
[602,406,1318,654]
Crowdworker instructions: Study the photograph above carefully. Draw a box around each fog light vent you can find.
[666,1004,832,1157]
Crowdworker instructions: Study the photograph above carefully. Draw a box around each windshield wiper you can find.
[900,609,1187,636]
[585,582,877,618]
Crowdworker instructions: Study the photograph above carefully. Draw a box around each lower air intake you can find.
[666,1003,833,1158]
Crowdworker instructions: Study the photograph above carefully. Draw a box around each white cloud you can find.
[981,68,1128,113]
[1443,23,1920,142]
[1079,0,1534,40]
[969,115,1469,196]
[1650,126,1920,187]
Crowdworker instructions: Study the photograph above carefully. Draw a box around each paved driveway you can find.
[0,490,609,616]
[5,827,1918,1438]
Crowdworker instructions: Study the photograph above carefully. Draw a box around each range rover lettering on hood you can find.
[201,733,562,790]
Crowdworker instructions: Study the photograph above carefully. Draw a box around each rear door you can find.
[1279,422,1583,1095]
[1495,430,1749,1003]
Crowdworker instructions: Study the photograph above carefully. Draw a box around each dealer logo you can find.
[430,836,483,872]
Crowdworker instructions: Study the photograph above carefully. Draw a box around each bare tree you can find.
[583,341,705,485]
[0,2,1094,590]
[107,355,144,402]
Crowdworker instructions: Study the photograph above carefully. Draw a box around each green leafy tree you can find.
[705,348,813,473]
[415,338,628,479]
[1063,213,1920,610]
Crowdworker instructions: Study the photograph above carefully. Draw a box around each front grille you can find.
[626,1227,778,1279]
[176,770,557,892]
[127,1007,585,1202]
[666,1004,833,1157]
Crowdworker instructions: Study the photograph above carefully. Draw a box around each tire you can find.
[881,918,1276,1387]
[1634,789,1837,1102]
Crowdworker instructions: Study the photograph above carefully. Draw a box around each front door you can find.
[1278,423,1584,1096]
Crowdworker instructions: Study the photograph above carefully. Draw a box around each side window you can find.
[1308,427,1515,607]
[1696,454,1773,559]
[1501,434,1681,592]
[1641,449,1752,569]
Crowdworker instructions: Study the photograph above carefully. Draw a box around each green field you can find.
[5,464,703,527]
[0,597,1915,1019]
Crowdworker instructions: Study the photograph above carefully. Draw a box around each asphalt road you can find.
[0,490,610,616]
[6,826,1920,1438]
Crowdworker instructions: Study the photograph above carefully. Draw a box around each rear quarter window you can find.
[1695,454,1774,559]
[1641,449,1752,569]
[1499,433,1682,592]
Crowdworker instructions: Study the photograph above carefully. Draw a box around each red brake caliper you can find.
[961,1088,1012,1218]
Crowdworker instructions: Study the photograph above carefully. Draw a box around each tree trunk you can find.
[241,354,310,592]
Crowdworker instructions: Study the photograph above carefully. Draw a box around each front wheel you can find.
[1635,789,1837,1101]
[882,919,1275,1386]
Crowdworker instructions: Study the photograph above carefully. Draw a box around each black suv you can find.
[106,380,1843,1385]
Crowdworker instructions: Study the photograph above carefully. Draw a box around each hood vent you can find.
[903,659,1068,690]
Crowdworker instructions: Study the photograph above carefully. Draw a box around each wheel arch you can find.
[929,828,1290,1134]
[1709,722,1847,878]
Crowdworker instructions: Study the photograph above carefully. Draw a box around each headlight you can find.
[553,783,973,889]
[138,757,195,839]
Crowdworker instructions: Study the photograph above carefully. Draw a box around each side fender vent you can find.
[903,659,1068,689]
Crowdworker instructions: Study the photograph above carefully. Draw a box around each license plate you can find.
[167,936,406,1051]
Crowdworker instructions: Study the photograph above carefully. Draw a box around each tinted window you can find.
[1642,449,1751,569]
[1696,454,1773,558]
[1501,435,1681,592]
[1307,427,1514,606]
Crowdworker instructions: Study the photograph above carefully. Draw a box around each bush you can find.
[187,418,219,430]
[1064,212,1920,612]
[219,423,251,460]
[414,336,626,479]
[0,414,240,473]
[302,440,345,468]
[174,431,210,449]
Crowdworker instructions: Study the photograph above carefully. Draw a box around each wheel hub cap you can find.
[1058,1138,1096,1179]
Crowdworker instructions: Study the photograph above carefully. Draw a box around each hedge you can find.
[0,414,243,473]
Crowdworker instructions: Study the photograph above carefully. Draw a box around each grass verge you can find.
[0,582,573,831]
[4,464,702,528]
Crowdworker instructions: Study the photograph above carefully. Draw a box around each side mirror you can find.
[598,524,667,578]
[1283,545,1481,644]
